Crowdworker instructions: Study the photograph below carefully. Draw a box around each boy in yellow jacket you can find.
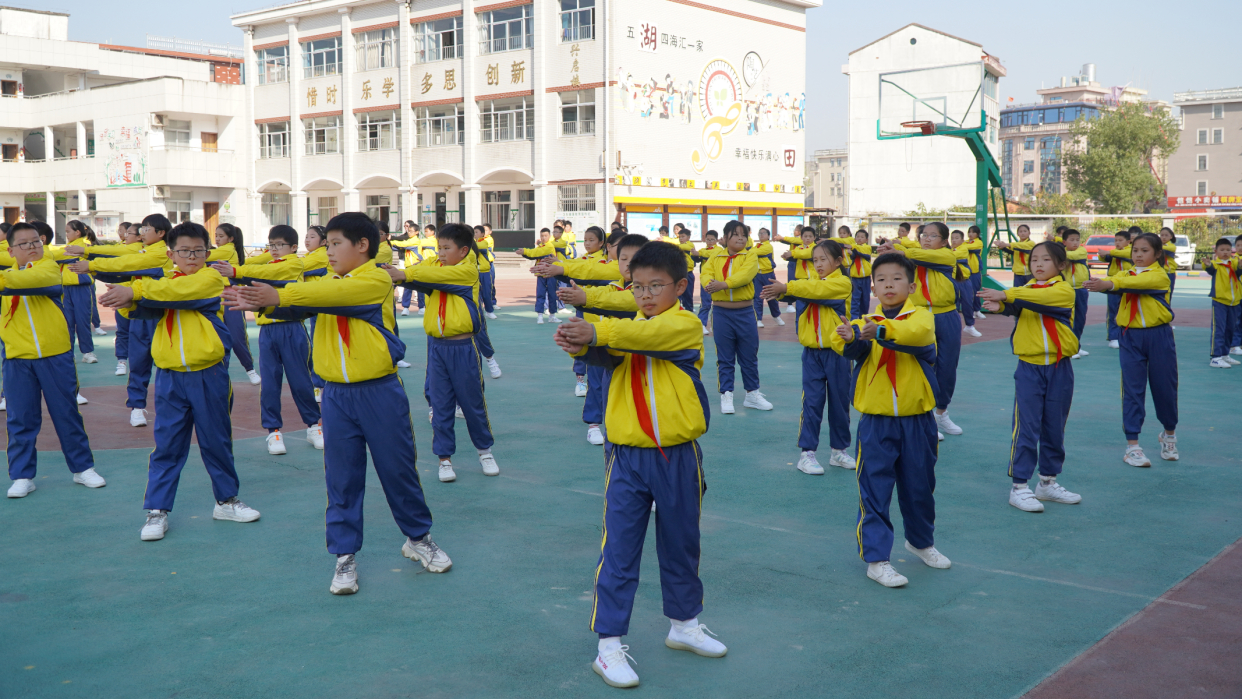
[3,223,105,498]
[701,221,771,414]
[99,222,259,541]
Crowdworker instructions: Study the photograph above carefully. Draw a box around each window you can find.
[1022,160,1034,174]
[258,121,290,159]
[1022,183,1034,196]
[1212,104,1224,119]
[256,46,288,84]
[358,110,400,151]
[413,17,463,63]
[366,195,391,224]
[167,192,191,224]
[560,0,594,42]
[1213,128,1224,144]
[480,97,533,142]
[302,37,342,78]
[303,116,341,155]
[1040,136,1062,193]
[1197,154,1208,171]
[317,197,338,224]
[165,119,191,149]
[1198,129,1208,145]
[479,5,533,54]
[262,193,290,226]
[355,28,398,71]
[1023,137,1034,151]
[415,105,464,147]
[518,190,535,229]
[1001,139,1013,195]
[484,190,513,229]
[557,184,596,212]
[560,90,595,135]
[1197,181,1208,196]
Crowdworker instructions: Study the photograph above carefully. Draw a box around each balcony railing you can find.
[561,120,595,136]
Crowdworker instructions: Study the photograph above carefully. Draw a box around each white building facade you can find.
[232,0,816,246]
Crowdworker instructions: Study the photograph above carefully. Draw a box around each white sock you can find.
[439,459,451,466]
[1013,483,1028,491]
[477,448,491,456]
[671,616,697,631]
[598,636,622,654]
[1039,475,1054,485]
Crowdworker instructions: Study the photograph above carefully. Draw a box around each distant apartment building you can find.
[1166,87,1242,216]
[807,148,846,212]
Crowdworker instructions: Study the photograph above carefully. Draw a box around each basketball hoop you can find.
[901,120,937,136]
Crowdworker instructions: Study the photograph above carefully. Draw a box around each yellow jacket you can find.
[1006,239,1036,275]
[560,255,621,286]
[679,241,697,272]
[847,243,873,278]
[786,269,852,351]
[130,268,230,372]
[418,235,439,261]
[84,241,144,260]
[207,242,243,266]
[1206,257,1241,306]
[56,239,93,287]
[788,243,818,281]
[301,246,330,282]
[377,241,394,267]
[1108,265,1173,329]
[575,305,707,448]
[400,253,483,338]
[477,236,494,272]
[753,241,776,275]
[904,246,961,314]
[522,237,569,262]
[1064,248,1091,288]
[694,245,724,272]
[1162,241,1178,273]
[583,281,638,319]
[841,300,938,416]
[0,256,71,359]
[995,279,1079,365]
[700,248,759,302]
[1102,246,1132,276]
[964,239,983,274]
[235,254,305,325]
[88,240,173,277]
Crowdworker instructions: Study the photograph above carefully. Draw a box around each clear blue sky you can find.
[51,0,1240,153]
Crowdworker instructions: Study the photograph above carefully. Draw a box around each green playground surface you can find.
[3,287,1240,699]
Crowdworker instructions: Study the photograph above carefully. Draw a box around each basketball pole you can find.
[962,129,1010,291]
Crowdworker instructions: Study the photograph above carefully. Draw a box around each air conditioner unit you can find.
[152,185,171,199]
[150,113,166,128]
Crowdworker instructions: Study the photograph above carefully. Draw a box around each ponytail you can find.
[217,223,247,264]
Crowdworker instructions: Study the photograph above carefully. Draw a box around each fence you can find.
[146,34,243,58]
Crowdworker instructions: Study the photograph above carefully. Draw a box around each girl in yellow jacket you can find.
[701,221,770,414]
[995,224,1037,287]
[1061,229,1092,356]
[1083,232,1179,467]
[751,228,785,327]
[964,225,984,320]
[951,230,982,338]
[205,223,259,385]
[847,229,875,319]
[62,220,99,364]
[518,226,570,324]
[978,242,1082,513]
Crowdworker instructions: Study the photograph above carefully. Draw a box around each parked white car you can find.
[1174,235,1195,269]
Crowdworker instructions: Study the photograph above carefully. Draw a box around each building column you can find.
[461,0,478,224]
[43,125,53,160]
[45,190,55,233]
[398,0,414,224]
[463,186,482,227]
[77,189,88,215]
[292,192,309,233]
[287,18,306,224]
[75,121,86,159]
[339,7,359,213]
[531,0,548,234]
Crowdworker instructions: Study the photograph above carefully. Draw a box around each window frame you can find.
[1023,137,1034,151]
[557,184,596,213]
[479,97,534,143]
[357,110,401,151]
[303,115,342,156]
[165,119,192,149]
[1212,128,1224,144]
[483,190,514,230]
[559,89,596,136]
[302,37,343,79]
[1197,180,1208,196]
[1022,183,1034,196]
[559,0,595,42]
[415,105,465,147]
[479,4,534,55]
[354,28,398,71]
[1197,128,1208,145]
[1196,154,1208,171]
[365,194,391,224]
[262,192,291,226]
[258,121,290,159]
[1212,104,1224,119]
[166,191,192,224]
[317,196,338,224]
[412,17,463,63]
[256,46,288,85]
[1022,160,1034,174]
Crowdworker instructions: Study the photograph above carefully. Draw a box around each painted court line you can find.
[954,562,1208,610]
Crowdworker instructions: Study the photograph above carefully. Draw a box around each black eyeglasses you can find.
[13,240,44,250]
[171,248,208,259]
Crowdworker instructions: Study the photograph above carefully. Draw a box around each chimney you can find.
[1082,63,1096,83]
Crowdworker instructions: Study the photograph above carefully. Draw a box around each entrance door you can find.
[1,144,16,162]
[435,193,447,229]
[3,207,18,225]
[200,132,218,152]
[0,81,16,97]
[203,202,219,233]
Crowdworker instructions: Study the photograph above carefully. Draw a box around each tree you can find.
[1063,102,1180,215]
[1027,191,1086,230]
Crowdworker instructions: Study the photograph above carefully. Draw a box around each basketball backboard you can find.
[877,61,986,139]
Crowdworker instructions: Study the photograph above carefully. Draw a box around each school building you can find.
[231,0,816,246]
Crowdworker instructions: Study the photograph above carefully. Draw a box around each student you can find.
[847,228,874,319]
[69,222,144,375]
[702,221,772,414]
[553,242,725,689]
[476,224,498,319]
[301,225,330,402]
[212,225,323,454]
[61,220,99,364]
[393,223,500,483]
[995,224,1036,287]
[518,226,569,324]
[1204,238,1241,368]
[692,230,722,333]
[760,239,855,473]
[1098,230,1133,349]
[1062,229,1091,359]
[772,225,807,313]
[206,223,261,385]
[98,222,259,540]
[392,224,426,316]
[560,219,579,259]
[951,230,982,338]
[879,222,965,439]
[751,228,784,326]
[559,226,613,398]
[3,223,106,499]
[676,227,698,313]
[978,242,1082,513]
[836,252,950,588]
[225,212,450,594]
[1083,232,1179,466]
[405,225,439,316]
[965,225,985,320]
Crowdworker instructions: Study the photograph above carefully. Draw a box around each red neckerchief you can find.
[853,253,863,275]
[721,252,740,279]
[916,267,933,305]
[1124,269,1144,329]
[164,270,188,345]
[5,262,34,327]
[629,354,666,459]
[864,311,905,396]
[1017,250,1028,268]
[1028,280,1066,362]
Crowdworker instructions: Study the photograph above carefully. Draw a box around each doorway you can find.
[434,192,447,229]
[200,133,218,152]
[0,81,16,97]
[1,144,16,162]
[203,202,219,233]
[3,207,18,225]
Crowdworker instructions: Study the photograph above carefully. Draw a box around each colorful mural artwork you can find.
[102,125,147,188]
[616,67,696,125]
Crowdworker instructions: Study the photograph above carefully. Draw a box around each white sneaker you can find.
[396,360,412,369]
[537,315,545,324]
[7,479,35,498]
[1035,478,1082,504]
[454,405,464,419]
[975,311,985,319]
[213,497,260,522]
[1231,346,1242,356]
[76,393,88,405]
[935,411,962,435]
[796,450,824,475]
[92,327,107,336]
[1070,351,1082,360]
[428,408,434,424]
[666,619,727,657]
[306,424,324,450]
[938,431,944,442]
[314,387,322,403]
[1225,356,1241,366]
[743,390,773,411]
[130,408,147,427]
[246,369,261,385]
[587,425,604,445]
[703,326,711,335]
[485,311,498,320]
[266,431,287,455]
[558,308,574,316]
[776,317,786,326]
[575,378,588,397]
[829,448,857,470]
[903,540,951,569]
[0,397,5,411]
[438,461,456,482]
[593,641,640,689]
[82,352,98,364]
[1107,340,1119,349]
[1159,432,1179,461]
[963,325,982,338]
[757,320,765,328]
[400,307,409,317]
[417,308,425,316]
[330,554,358,595]
[867,561,908,588]
[549,316,562,324]
[72,468,106,489]
[479,451,499,476]
[486,357,502,378]
[1124,444,1151,468]
[1210,357,1232,369]
[114,361,128,376]
[1009,485,1045,512]
[1078,349,1089,357]
[720,391,735,414]
[402,533,452,572]
[140,510,168,541]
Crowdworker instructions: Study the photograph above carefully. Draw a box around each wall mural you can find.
[101,125,147,188]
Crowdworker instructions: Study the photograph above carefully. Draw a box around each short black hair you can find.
[325,212,380,259]
[539,227,551,234]
[605,229,627,247]
[437,222,479,258]
[1063,229,1081,240]
[813,239,845,264]
[167,222,211,250]
[119,221,132,230]
[1127,225,1143,235]
[628,241,685,284]
[722,220,747,241]
[1115,230,1131,240]
[872,252,915,280]
[704,230,719,239]
[5,222,37,244]
[898,222,911,232]
[616,233,649,255]
[424,224,437,233]
[31,220,54,244]
[0,221,10,235]
[924,221,949,241]
[1215,237,1234,249]
[268,225,299,247]
[142,214,172,235]
[375,219,390,234]
[658,226,669,234]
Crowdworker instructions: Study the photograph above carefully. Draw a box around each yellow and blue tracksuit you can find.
[271,262,433,555]
[89,241,173,409]
[786,269,852,453]
[1100,246,1133,342]
[1162,241,1178,294]
[751,240,782,320]
[678,241,698,312]
[522,237,570,315]
[127,268,241,511]
[237,254,321,431]
[577,280,637,426]
[83,241,143,362]
[1207,257,1241,358]
[1105,266,1177,440]
[399,255,495,458]
[1065,247,1091,340]
[575,305,710,637]
[773,234,803,284]
[701,248,760,394]
[207,242,256,374]
[964,238,983,316]
[299,246,332,390]
[1006,239,1036,287]
[559,252,622,384]
[904,245,963,411]
[841,300,939,563]
[53,242,96,356]
[477,235,497,314]
[563,230,579,259]
[1,256,95,481]
[847,242,874,319]
[953,245,976,328]
[692,245,724,325]
[993,279,1079,483]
